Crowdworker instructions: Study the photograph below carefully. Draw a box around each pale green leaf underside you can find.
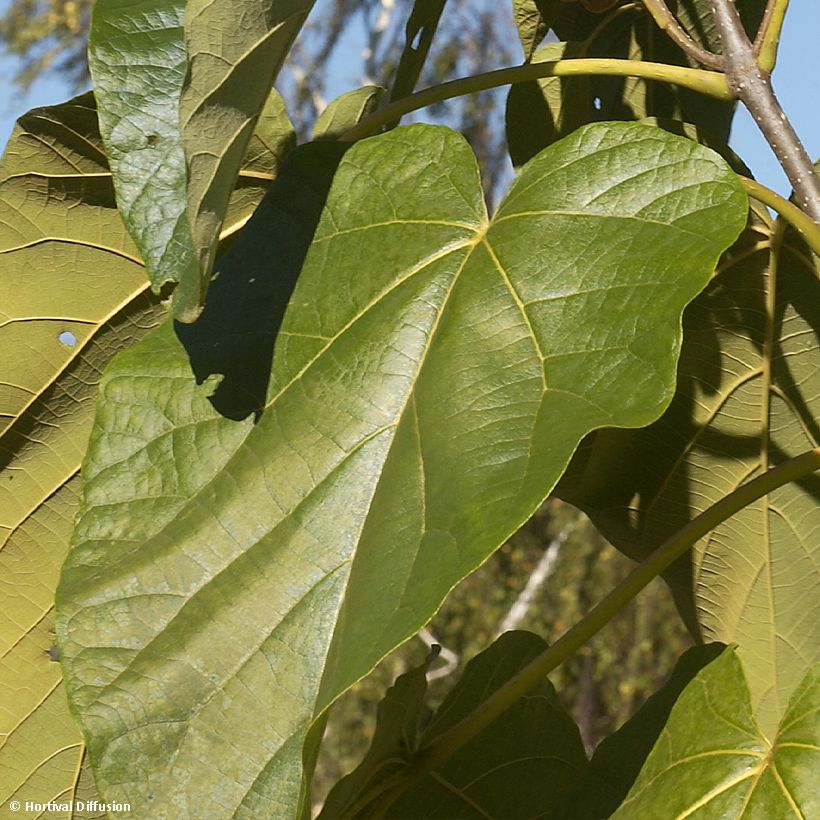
[180,0,316,321]
[557,212,820,738]
[57,122,746,818]
[0,95,164,812]
[614,650,820,819]
[89,0,296,321]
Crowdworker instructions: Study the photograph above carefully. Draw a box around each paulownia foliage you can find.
[558,207,820,737]
[312,87,387,142]
[0,94,164,811]
[56,121,746,816]
[550,0,766,143]
[545,642,726,819]
[180,0,317,320]
[321,631,587,818]
[89,0,297,321]
[613,649,820,818]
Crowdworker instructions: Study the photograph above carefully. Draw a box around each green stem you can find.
[368,446,820,815]
[755,0,789,72]
[342,58,731,141]
[741,176,820,256]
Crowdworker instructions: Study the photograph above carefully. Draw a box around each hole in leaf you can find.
[411,27,424,50]
[58,331,77,347]
[593,97,603,111]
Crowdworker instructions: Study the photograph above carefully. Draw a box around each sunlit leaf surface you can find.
[0,94,164,812]
[57,122,746,817]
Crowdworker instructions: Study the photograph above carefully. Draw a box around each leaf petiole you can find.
[741,176,820,256]
[342,58,731,141]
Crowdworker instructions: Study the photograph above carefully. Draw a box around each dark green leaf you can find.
[57,122,746,817]
[388,0,446,108]
[506,41,592,167]
[512,0,563,61]
[322,632,587,818]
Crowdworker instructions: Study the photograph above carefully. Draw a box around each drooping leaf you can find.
[612,649,820,818]
[546,643,726,820]
[512,0,563,61]
[322,632,587,818]
[388,0,446,108]
[506,41,592,167]
[88,0,297,321]
[0,94,164,812]
[312,86,387,142]
[558,209,820,737]
[57,122,746,817]
[179,0,317,321]
[87,0,197,313]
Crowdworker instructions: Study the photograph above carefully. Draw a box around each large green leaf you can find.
[613,649,820,818]
[179,0,316,321]
[557,209,820,737]
[0,94,164,813]
[321,631,587,818]
[57,122,746,817]
[89,0,296,321]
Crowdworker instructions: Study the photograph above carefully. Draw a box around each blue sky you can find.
[1,1,817,197]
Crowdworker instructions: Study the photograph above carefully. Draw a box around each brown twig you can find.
[710,0,820,223]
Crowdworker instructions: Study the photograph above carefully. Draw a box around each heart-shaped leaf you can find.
[0,94,164,811]
[57,121,746,817]
[558,207,820,736]
[613,649,820,818]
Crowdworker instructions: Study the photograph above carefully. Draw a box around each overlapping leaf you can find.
[321,632,587,818]
[546,643,726,819]
[613,649,820,818]
[180,0,316,320]
[312,87,386,142]
[57,122,746,817]
[89,0,296,321]
[549,0,766,143]
[558,208,820,737]
[512,0,562,61]
[0,94,164,812]
[506,41,592,167]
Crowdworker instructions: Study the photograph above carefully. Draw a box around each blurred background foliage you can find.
[312,499,691,810]
[0,0,694,811]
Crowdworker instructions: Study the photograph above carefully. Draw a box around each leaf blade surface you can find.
[57,122,746,817]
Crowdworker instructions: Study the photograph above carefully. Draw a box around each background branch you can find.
[710,0,820,223]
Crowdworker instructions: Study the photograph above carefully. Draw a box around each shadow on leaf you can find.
[175,140,348,421]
